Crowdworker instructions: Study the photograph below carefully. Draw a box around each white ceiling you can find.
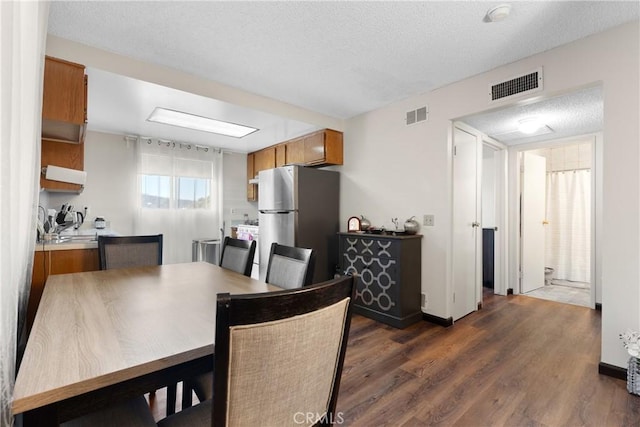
[47,1,639,151]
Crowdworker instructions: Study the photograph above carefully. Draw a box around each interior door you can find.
[452,126,480,321]
[521,152,546,293]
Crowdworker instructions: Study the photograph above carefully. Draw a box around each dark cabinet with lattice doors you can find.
[338,232,422,328]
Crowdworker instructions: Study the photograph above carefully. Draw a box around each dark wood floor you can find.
[149,290,640,425]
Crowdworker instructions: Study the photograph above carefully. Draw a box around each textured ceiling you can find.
[460,86,603,145]
[46,1,638,149]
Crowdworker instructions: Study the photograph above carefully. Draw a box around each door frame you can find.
[508,134,600,308]
[481,135,508,296]
[451,122,508,321]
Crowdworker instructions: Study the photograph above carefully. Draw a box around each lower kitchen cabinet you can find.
[339,232,422,328]
[27,248,99,336]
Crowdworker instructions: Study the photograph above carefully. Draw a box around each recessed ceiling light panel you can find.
[147,107,258,138]
[518,117,545,134]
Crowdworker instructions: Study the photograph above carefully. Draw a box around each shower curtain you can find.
[545,169,591,283]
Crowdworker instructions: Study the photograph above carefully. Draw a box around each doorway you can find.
[518,139,595,307]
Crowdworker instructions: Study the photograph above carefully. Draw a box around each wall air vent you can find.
[406,106,428,125]
[489,67,543,102]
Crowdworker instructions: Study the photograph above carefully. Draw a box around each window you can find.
[141,175,171,208]
[140,175,211,210]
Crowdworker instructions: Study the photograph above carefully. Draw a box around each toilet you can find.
[544,267,554,286]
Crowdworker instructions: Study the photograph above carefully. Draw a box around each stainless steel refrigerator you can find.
[258,165,340,284]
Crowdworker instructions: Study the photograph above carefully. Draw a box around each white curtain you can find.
[0,1,49,424]
[545,170,591,283]
[135,139,223,264]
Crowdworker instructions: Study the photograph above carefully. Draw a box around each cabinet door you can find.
[275,144,286,167]
[42,57,86,125]
[285,139,304,165]
[254,147,276,172]
[303,131,325,165]
[40,138,84,192]
[303,129,344,166]
[247,153,256,201]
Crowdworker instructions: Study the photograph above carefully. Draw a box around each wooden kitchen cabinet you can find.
[247,152,257,201]
[285,138,305,165]
[40,138,84,192]
[303,129,343,166]
[42,56,87,143]
[339,232,422,328]
[275,144,286,167]
[254,146,276,172]
[27,248,100,336]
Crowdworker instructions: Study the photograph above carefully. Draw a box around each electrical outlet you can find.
[231,208,239,214]
[423,214,435,226]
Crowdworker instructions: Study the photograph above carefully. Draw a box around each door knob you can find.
[472,222,480,227]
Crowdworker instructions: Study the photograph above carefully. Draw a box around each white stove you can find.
[236,225,259,279]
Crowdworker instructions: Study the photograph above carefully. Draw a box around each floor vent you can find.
[406,106,428,125]
[489,68,543,102]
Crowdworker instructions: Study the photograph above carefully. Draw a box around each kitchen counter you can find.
[35,228,118,251]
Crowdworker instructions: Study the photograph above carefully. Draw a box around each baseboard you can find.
[595,302,602,311]
[507,288,514,295]
[598,362,626,380]
[422,312,453,327]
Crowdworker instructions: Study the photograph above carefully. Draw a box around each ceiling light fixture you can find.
[518,117,545,134]
[147,107,258,138]
[485,4,512,22]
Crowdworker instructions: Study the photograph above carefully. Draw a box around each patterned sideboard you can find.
[338,232,422,328]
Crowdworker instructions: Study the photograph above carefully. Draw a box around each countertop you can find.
[35,228,118,251]
[338,231,423,239]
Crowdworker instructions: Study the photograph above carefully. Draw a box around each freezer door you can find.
[258,211,295,282]
[258,166,295,211]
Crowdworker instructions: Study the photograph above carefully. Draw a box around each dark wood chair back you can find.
[219,236,256,277]
[265,242,315,288]
[213,275,355,426]
[98,234,163,270]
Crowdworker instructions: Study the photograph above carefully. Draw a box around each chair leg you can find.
[181,381,194,410]
[166,383,177,416]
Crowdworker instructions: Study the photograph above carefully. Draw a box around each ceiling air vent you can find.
[406,106,428,125]
[489,67,543,102]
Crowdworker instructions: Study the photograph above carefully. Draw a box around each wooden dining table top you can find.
[13,261,279,415]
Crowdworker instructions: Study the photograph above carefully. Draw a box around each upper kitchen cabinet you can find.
[285,138,304,165]
[254,146,276,172]
[275,144,286,167]
[247,152,257,201]
[42,56,87,143]
[302,129,343,166]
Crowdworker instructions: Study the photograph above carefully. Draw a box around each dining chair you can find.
[158,274,356,427]
[98,234,163,270]
[265,242,316,289]
[219,236,256,277]
[182,243,315,403]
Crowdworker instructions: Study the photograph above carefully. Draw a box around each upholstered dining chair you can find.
[98,234,163,270]
[219,236,256,277]
[265,242,316,289]
[183,241,313,404]
[158,274,356,427]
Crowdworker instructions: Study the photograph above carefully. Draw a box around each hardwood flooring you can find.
[148,290,640,426]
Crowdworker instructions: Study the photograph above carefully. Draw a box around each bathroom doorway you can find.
[519,138,595,307]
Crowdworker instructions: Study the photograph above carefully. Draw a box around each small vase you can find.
[628,356,640,395]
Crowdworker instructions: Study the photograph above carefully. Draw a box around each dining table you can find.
[12,261,280,426]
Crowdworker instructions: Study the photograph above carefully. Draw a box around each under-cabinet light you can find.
[147,107,258,138]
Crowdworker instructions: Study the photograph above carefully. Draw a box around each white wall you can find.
[342,22,639,368]
[45,131,137,235]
